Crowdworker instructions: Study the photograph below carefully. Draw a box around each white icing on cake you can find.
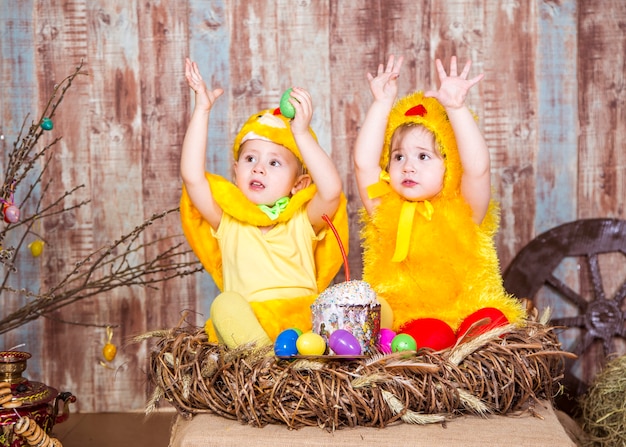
[316,280,378,306]
[311,280,381,354]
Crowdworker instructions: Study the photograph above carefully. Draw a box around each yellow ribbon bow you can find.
[391,200,434,262]
[258,196,290,220]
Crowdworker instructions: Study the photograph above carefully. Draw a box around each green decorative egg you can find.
[40,117,54,131]
[279,88,296,118]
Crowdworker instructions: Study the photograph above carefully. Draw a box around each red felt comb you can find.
[405,104,427,117]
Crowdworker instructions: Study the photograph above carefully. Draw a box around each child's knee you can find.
[210,292,272,349]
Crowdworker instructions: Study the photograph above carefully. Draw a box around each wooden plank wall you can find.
[0,0,625,412]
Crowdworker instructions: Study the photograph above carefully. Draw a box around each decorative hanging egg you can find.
[40,117,54,130]
[28,240,45,257]
[103,342,117,362]
[102,326,117,362]
[3,205,20,223]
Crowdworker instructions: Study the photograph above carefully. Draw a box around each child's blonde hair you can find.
[388,122,442,169]
[382,92,466,200]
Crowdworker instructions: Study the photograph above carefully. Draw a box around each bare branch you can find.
[0,62,203,335]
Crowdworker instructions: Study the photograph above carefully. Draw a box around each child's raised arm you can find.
[180,57,224,230]
[353,55,404,215]
[286,87,342,233]
[424,56,489,224]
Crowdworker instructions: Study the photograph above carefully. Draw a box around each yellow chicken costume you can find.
[180,107,349,345]
[361,92,526,334]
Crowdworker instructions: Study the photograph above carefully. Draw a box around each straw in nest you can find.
[580,354,626,447]
[141,314,571,432]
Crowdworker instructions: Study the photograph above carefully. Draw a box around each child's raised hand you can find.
[288,87,313,135]
[367,55,404,104]
[424,56,484,109]
[185,57,224,111]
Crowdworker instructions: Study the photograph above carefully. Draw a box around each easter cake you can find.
[311,280,381,354]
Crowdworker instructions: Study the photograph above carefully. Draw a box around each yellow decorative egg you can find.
[296,332,326,356]
[103,343,117,362]
[28,240,44,257]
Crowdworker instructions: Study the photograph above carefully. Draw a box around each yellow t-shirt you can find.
[181,173,350,341]
[213,209,323,302]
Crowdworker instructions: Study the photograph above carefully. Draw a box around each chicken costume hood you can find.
[361,91,525,333]
[180,107,349,341]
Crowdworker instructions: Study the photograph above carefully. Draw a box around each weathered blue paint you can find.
[535,0,578,232]
[0,0,44,375]
[535,0,580,378]
[188,0,230,320]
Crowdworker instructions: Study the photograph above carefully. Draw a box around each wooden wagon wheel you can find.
[503,218,626,412]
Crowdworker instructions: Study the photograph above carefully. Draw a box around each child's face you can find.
[388,126,445,202]
[234,139,303,205]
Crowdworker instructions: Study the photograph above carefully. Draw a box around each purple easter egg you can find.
[328,329,362,356]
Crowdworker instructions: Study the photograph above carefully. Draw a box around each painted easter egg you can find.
[328,329,361,356]
[274,329,299,356]
[399,318,456,352]
[391,333,417,352]
[41,117,54,130]
[28,240,44,257]
[378,328,396,354]
[289,327,303,336]
[279,88,296,118]
[456,308,509,340]
[103,342,117,362]
[3,205,20,223]
[296,332,326,356]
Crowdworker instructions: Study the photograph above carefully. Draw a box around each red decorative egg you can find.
[3,205,20,223]
[398,318,456,351]
[456,308,509,340]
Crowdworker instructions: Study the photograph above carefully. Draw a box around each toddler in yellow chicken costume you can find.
[354,55,525,343]
[180,58,348,348]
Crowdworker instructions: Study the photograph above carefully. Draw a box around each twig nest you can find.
[145,317,569,431]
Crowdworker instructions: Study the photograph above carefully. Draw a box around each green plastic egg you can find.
[279,88,296,118]
[391,333,417,352]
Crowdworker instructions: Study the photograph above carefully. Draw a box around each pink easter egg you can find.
[378,328,396,354]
